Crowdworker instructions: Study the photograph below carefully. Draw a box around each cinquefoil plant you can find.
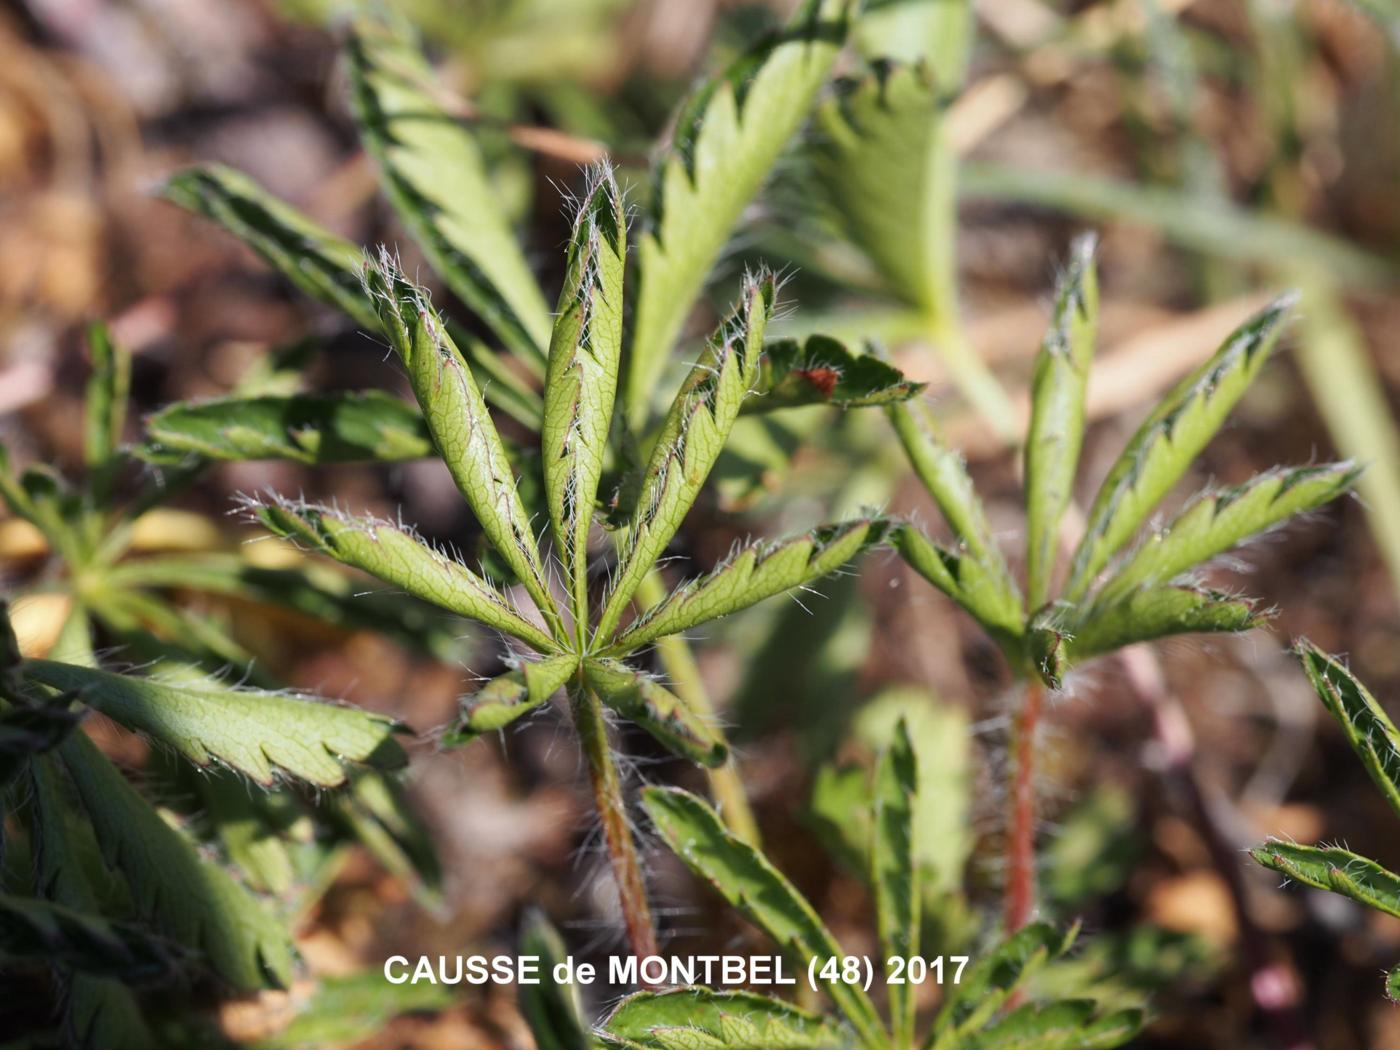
[153,5,922,962]
[592,722,1142,1050]
[888,235,1359,932]
[1253,643,1400,1001]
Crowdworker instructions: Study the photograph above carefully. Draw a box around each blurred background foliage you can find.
[3,0,1400,1047]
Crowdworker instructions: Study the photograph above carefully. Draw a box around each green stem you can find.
[635,570,761,847]
[569,682,658,962]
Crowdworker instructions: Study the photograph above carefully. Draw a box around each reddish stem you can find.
[570,685,659,965]
[1005,677,1045,933]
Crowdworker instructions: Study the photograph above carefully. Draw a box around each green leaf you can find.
[0,699,81,786]
[641,786,886,1047]
[165,165,380,331]
[164,164,541,428]
[625,0,853,423]
[57,731,295,989]
[24,659,406,788]
[888,399,1017,603]
[930,923,1075,1046]
[1065,296,1293,601]
[333,772,443,909]
[363,254,564,639]
[610,517,890,652]
[247,970,457,1049]
[1293,640,1400,820]
[855,0,973,86]
[256,496,557,653]
[519,910,589,1050]
[1024,235,1098,608]
[347,21,552,366]
[543,166,626,631]
[961,999,1142,1050]
[1061,586,1265,668]
[744,336,924,414]
[603,988,846,1049]
[443,654,577,745]
[196,768,297,895]
[1251,841,1400,920]
[29,753,155,1048]
[1095,463,1360,604]
[872,718,918,1048]
[584,659,727,768]
[83,322,131,474]
[141,392,434,464]
[813,60,952,315]
[597,276,776,641]
[893,524,1024,650]
[0,893,175,981]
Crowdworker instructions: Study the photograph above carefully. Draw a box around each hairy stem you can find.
[635,570,761,847]
[1005,677,1044,933]
[569,683,658,963]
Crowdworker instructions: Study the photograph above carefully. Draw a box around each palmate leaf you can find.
[443,654,577,745]
[256,495,556,653]
[543,166,626,631]
[625,0,854,423]
[347,21,552,368]
[141,392,434,465]
[1024,236,1098,608]
[1059,586,1265,676]
[888,399,1017,604]
[893,524,1024,651]
[23,659,406,788]
[1064,296,1294,601]
[602,988,846,1049]
[1293,640,1400,818]
[364,255,564,639]
[1251,841,1400,920]
[1095,463,1360,604]
[641,787,887,1048]
[812,59,951,315]
[744,336,924,414]
[58,729,295,990]
[519,910,590,1050]
[929,923,1075,1047]
[871,719,917,1048]
[584,659,727,768]
[0,893,176,982]
[609,517,890,652]
[596,276,776,641]
[164,165,541,428]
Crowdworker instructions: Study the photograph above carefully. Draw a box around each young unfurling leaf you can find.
[609,518,890,652]
[1062,586,1265,666]
[625,0,854,423]
[443,655,577,745]
[640,786,887,1048]
[1065,296,1294,600]
[1024,235,1098,608]
[347,21,552,367]
[596,276,776,641]
[142,392,434,465]
[871,719,918,1048]
[543,166,626,631]
[603,989,845,1049]
[744,336,924,414]
[23,660,406,788]
[1294,640,1400,819]
[255,496,556,653]
[1097,463,1360,603]
[584,659,727,768]
[363,255,563,638]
